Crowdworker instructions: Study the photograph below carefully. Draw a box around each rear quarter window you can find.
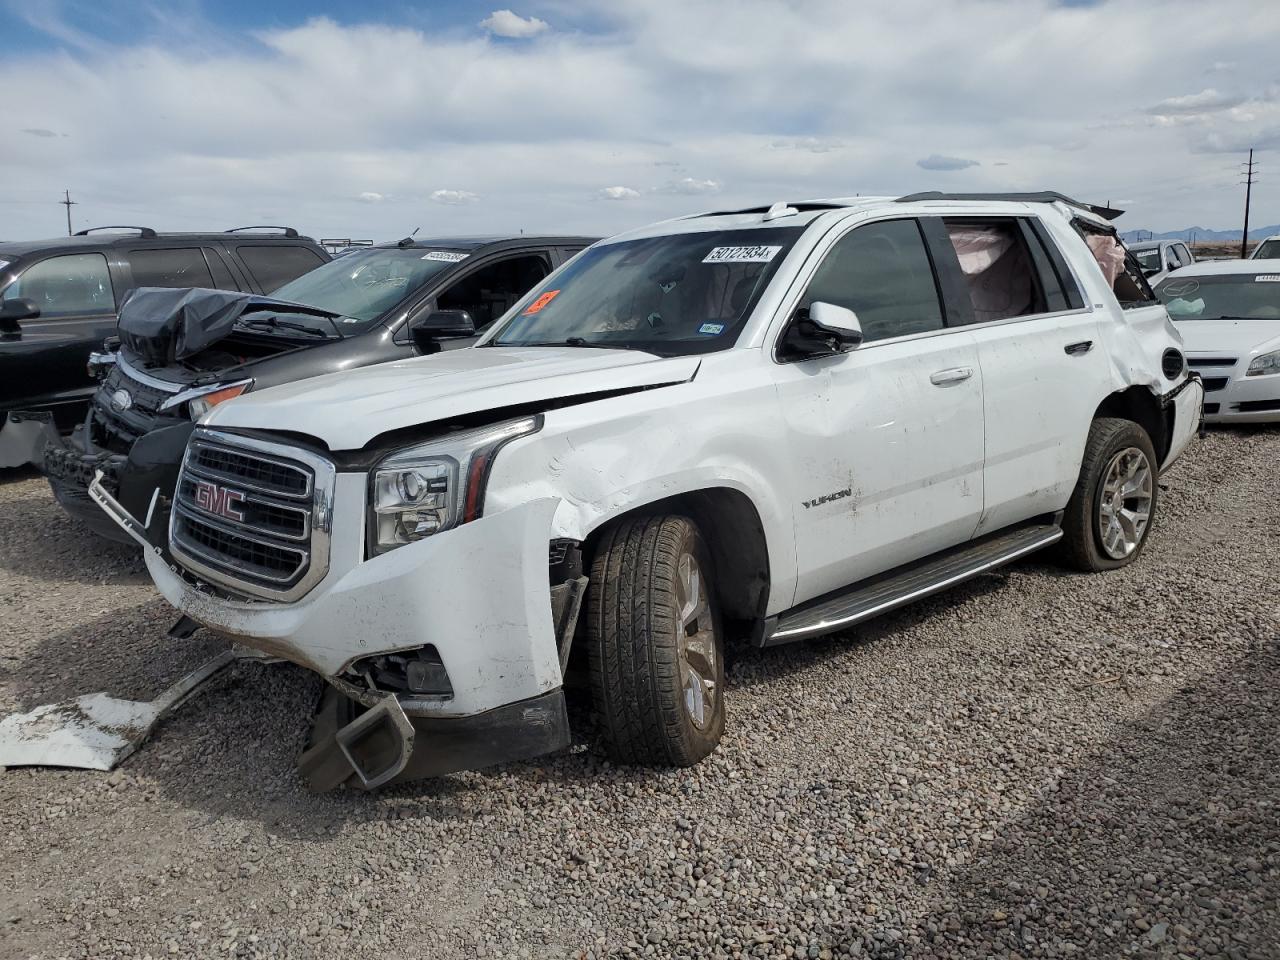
[236,245,327,294]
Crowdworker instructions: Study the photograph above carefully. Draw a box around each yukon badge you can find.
[193,479,247,522]
[109,388,133,412]
[802,487,852,509]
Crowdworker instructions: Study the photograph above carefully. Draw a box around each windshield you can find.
[1130,247,1162,275]
[1156,274,1280,320]
[1253,239,1280,260]
[490,227,804,356]
[266,247,469,328]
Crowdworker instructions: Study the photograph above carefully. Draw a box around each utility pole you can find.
[1240,149,1257,258]
[60,189,76,236]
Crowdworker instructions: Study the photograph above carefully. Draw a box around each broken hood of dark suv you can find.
[117,286,337,365]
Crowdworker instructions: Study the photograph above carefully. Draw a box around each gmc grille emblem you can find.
[193,479,246,522]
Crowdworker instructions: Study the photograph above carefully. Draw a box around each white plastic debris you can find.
[0,648,241,772]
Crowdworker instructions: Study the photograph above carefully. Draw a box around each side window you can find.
[436,254,551,329]
[235,245,327,294]
[2,253,115,317]
[801,219,944,342]
[1174,243,1192,266]
[1165,245,1181,271]
[941,219,1049,323]
[129,248,215,288]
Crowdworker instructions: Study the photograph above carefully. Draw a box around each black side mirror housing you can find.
[410,309,477,354]
[0,297,39,336]
[779,301,864,361]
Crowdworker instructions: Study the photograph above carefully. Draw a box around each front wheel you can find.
[587,514,726,766]
[1059,417,1159,572]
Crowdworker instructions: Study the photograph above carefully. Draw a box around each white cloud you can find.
[358,191,384,203]
[598,186,641,200]
[916,154,980,171]
[1,2,1278,239]
[664,177,721,194]
[430,189,480,205]
[1147,88,1245,115]
[479,10,549,39]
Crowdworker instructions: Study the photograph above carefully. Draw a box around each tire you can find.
[1058,417,1159,572]
[587,514,726,766]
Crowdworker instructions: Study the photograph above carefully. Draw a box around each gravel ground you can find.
[1,427,1277,960]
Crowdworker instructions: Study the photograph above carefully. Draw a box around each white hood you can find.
[1175,318,1280,358]
[203,346,701,450]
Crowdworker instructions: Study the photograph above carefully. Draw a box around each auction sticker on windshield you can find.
[703,245,782,264]
[1255,275,1280,282]
[421,251,469,263]
[523,290,560,315]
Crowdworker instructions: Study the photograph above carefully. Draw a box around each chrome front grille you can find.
[170,430,336,602]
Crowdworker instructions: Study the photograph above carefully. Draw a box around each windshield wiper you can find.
[236,316,334,338]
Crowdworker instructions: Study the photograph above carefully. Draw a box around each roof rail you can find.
[895,191,1124,221]
[226,225,300,238]
[73,225,158,238]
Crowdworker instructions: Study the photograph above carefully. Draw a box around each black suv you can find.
[45,234,594,542]
[0,226,330,467]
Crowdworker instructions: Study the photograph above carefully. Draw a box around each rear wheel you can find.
[587,514,726,766]
[1059,417,1158,572]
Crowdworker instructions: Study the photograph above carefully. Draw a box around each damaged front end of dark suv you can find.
[43,287,343,546]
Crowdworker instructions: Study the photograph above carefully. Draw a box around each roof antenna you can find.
[411,226,420,236]
[762,201,798,222]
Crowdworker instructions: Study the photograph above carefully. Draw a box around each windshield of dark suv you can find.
[1156,274,1280,320]
[267,247,468,329]
[489,228,803,356]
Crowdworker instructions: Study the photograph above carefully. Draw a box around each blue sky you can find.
[1,0,1276,241]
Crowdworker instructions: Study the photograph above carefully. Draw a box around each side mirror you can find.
[0,297,39,336]
[410,309,477,354]
[779,301,864,361]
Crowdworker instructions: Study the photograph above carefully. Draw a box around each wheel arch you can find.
[1093,386,1170,464]
[581,486,772,629]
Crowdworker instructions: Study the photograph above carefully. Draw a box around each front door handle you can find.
[929,366,974,386]
[1064,340,1094,356]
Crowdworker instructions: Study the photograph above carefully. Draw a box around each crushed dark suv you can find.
[0,226,329,467]
[45,233,594,542]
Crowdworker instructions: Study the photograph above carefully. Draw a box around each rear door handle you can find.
[929,366,974,386]
[1064,340,1094,356]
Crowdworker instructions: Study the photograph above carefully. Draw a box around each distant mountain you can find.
[1120,224,1280,243]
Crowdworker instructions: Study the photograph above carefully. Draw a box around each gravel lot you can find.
[1,428,1277,960]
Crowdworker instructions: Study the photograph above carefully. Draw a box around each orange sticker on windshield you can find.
[523,290,560,315]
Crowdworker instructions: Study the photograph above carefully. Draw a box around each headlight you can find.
[160,378,253,420]
[369,415,541,555]
[1246,350,1280,377]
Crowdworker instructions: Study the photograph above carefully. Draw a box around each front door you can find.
[771,217,986,606]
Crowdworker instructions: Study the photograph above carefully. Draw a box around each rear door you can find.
[0,251,119,422]
[771,217,987,603]
[921,215,1110,536]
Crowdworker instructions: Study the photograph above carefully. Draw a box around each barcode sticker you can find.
[702,245,782,264]
[421,251,469,263]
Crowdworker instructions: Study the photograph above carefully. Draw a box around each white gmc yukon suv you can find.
[95,192,1203,789]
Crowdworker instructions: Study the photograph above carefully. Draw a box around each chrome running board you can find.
[764,522,1062,646]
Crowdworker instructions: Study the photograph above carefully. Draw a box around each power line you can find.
[1240,149,1258,258]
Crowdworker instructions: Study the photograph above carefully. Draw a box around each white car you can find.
[1250,235,1280,260]
[1127,239,1195,286]
[94,191,1202,789]
[1155,260,1280,422]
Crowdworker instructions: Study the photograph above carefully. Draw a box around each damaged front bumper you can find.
[98,473,577,786]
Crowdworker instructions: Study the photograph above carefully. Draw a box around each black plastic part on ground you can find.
[299,685,572,792]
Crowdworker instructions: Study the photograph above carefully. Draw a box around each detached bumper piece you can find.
[298,686,571,792]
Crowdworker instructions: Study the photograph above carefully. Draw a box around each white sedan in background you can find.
[1155,261,1280,423]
